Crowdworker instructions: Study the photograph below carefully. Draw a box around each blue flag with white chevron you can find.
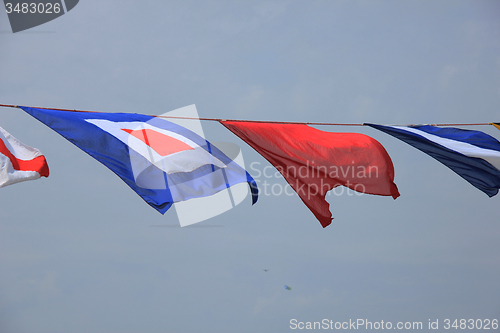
[20,106,258,213]
[366,123,500,197]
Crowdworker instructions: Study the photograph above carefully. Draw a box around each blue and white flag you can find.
[21,106,258,213]
[365,123,500,197]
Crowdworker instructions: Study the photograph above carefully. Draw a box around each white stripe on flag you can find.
[392,126,500,170]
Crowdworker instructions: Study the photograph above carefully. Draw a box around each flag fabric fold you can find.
[0,126,49,188]
[20,106,258,213]
[221,121,400,227]
[366,123,500,197]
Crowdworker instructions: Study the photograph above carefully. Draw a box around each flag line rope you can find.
[0,103,493,127]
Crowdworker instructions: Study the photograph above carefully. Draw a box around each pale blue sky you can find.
[1,1,499,332]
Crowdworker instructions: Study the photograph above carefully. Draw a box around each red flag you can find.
[221,121,399,227]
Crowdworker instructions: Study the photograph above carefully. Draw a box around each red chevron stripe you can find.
[122,128,194,156]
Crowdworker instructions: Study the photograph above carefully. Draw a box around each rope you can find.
[0,103,493,127]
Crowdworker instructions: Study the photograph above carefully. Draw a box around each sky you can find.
[1,1,500,332]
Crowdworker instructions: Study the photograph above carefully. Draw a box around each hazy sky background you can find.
[1,1,499,332]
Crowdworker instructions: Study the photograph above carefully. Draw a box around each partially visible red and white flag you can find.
[0,126,49,188]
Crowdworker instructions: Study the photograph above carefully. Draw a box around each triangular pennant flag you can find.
[491,123,500,131]
[0,126,49,188]
[221,121,399,227]
[366,123,500,197]
[20,106,258,213]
